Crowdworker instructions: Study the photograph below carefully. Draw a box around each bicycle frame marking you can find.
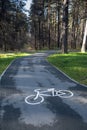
[25,88,74,105]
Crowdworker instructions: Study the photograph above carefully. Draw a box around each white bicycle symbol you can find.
[25,88,73,105]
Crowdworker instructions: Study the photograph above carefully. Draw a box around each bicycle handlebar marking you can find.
[25,88,73,105]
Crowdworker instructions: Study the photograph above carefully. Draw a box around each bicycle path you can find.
[0,51,87,130]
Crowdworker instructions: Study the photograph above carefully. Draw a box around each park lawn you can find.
[47,52,87,86]
[0,52,31,75]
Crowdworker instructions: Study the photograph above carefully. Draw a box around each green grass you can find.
[0,52,31,75]
[47,52,87,85]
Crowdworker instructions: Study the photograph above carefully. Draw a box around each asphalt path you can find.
[0,51,87,130]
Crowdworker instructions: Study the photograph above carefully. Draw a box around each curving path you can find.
[0,51,87,130]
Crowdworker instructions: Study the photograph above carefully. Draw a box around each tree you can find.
[62,0,69,53]
[29,0,44,49]
[81,19,87,52]
[81,1,87,52]
[0,0,29,51]
[57,0,61,48]
[29,0,87,52]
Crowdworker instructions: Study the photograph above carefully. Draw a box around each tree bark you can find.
[38,18,41,49]
[62,0,69,53]
[57,0,61,48]
[81,20,87,52]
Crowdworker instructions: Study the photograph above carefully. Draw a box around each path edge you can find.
[0,59,16,82]
[46,58,87,88]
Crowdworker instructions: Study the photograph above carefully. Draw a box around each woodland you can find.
[0,0,87,53]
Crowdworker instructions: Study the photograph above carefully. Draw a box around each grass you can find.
[0,52,31,75]
[47,52,87,86]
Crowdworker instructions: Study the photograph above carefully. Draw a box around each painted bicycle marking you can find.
[25,88,74,105]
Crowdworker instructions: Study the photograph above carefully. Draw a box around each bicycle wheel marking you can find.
[25,95,44,105]
[56,90,74,98]
[25,88,74,105]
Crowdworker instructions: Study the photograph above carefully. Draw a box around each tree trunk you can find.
[48,1,51,49]
[34,22,37,50]
[71,9,76,49]
[48,24,51,49]
[57,0,61,48]
[62,0,69,53]
[81,20,87,52]
[38,18,41,49]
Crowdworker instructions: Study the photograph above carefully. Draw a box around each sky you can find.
[25,0,32,10]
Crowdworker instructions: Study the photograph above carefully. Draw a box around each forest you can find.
[0,0,29,51]
[0,0,87,53]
